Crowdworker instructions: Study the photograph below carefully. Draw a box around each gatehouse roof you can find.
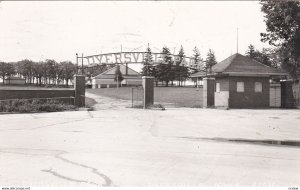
[192,53,288,77]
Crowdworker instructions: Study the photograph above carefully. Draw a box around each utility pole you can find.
[117,44,122,89]
[76,53,78,74]
[81,53,84,75]
[146,43,150,76]
[237,27,239,54]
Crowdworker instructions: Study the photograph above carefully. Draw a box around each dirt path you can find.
[86,92,132,110]
[86,91,178,109]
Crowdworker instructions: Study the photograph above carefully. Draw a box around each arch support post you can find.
[203,77,215,108]
[142,76,154,109]
[74,75,86,107]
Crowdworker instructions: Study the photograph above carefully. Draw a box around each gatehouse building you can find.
[192,53,289,108]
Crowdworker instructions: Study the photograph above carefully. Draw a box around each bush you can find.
[0,99,77,113]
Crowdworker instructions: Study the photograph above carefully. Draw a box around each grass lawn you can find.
[87,86,203,108]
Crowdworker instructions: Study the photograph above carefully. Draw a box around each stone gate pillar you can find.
[142,76,154,109]
[74,75,85,107]
[203,77,215,108]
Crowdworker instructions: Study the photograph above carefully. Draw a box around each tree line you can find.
[0,60,77,86]
[141,46,217,86]
[0,46,218,87]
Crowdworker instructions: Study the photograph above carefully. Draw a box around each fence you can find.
[293,82,300,108]
[131,86,144,108]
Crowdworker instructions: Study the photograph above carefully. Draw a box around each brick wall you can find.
[228,76,270,108]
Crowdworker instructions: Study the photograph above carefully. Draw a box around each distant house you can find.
[193,53,289,108]
[190,71,206,87]
[4,76,26,85]
[92,64,142,88]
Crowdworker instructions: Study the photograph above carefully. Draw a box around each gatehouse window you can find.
[216,83,220,92]
[255,82,262,92]
[237,82,244,92]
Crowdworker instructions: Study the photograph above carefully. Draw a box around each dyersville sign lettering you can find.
[84,52,195,66]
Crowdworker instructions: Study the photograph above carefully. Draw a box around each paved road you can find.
[0,94,300,186]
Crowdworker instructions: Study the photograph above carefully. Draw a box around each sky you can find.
[0,1,269,66]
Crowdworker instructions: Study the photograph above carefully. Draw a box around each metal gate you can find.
[270,83,281,107]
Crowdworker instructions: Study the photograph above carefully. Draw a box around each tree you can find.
[266,48,281,68]
[41,62,49,85]
[45,59,58,84]
[56,63,65,85]
[60,61,76,86]
[260,0,300,78]
[192,46,204,72]
[141,47,154,76]
[245,44,256,59]
[205,49,217,74]
[174,46,189,86]
[256,48,273,67]
[17,59,34,84]
[156,46,174,86]
[175,46,184,86]
[15,61,24,78]
[32,62,45,85]
[0,62,15,84]
[245,44,275,67]
[114,64,124,87]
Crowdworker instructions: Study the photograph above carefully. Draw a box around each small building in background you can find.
[190,71,206,87]
[4,76,26,85]
[92,64,142,88]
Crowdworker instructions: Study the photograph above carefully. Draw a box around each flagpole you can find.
[237,27,239,54]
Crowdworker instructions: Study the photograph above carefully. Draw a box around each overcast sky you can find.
[0,1,269,65]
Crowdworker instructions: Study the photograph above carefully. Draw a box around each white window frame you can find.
[255,82,262,93]
[237,82,244,92]
[216,83,220,92]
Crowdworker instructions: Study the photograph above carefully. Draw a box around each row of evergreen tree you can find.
[140,46,217,86]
